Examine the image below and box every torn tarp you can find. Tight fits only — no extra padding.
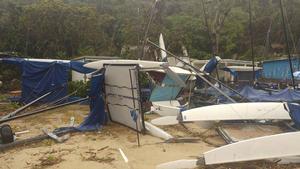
[77,73,106,131]
[54,72,107,132]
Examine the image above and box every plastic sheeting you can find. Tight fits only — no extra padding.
[150,74,189,101]
[77,73,106,131]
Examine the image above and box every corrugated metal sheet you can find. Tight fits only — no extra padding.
[262,58,300,80]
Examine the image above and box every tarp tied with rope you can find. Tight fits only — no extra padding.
[0,57,95,103]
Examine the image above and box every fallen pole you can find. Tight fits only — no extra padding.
[0,129,73,152]
[216,126,236,144]
[0,91,54,120]
[0,98,88,124]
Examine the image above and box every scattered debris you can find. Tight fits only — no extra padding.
[33,155,64,168]
[42,129,70,143]
[14,130,30,135]
[118,148,128,163]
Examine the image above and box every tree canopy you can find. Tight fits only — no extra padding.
[0,0,299,60]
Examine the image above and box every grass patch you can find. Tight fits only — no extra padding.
[32,155,64,169]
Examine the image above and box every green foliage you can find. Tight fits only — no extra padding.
[0,64,21,92]
[68,80,90,98]
[0,0,299,60]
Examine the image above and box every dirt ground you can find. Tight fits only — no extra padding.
[0,104,300,169]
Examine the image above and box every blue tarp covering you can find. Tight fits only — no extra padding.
[0,57,95,103]
[287,103,300,128]
[77,73,106,131]
[204,56,220,73]
[235,85,300,102]
[21,61,69,103]
[200,85,300,102]
[150,74,189,101]
[54,73,106,132]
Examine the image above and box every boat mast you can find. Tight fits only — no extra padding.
[201,0,221,82]
[279,0,295,89]
[201,0,213,55]
[248,0,255,84]
[140,0,159,60]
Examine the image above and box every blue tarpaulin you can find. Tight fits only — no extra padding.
[235,85,300,102]
[21,61,69,103]
[287,103,300,128]
[54,73,107,132]
[150,74,189,101]
[204,56,220,73]
[195,56,220,87]
[200,85,300,103]
[0,57,95,103]
[77,73,106,131]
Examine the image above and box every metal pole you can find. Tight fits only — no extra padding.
[248,0,256,84]
[140,0,159,60]
[135,120,140,146]
[279,0,295,89]
[0,98,88,124]
[0,91,54,120]
[129,69,140,146]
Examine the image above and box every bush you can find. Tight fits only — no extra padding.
[68,80,90,98]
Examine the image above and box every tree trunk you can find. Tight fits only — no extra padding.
[211,31,219,55]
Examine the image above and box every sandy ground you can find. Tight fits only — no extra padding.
[0,104,300,169]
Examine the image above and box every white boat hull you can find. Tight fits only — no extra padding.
[152,100,182,116]
[182,102,291,121]
[204,131,300,165]
[145,121,173,140]
[84,59,166,69]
